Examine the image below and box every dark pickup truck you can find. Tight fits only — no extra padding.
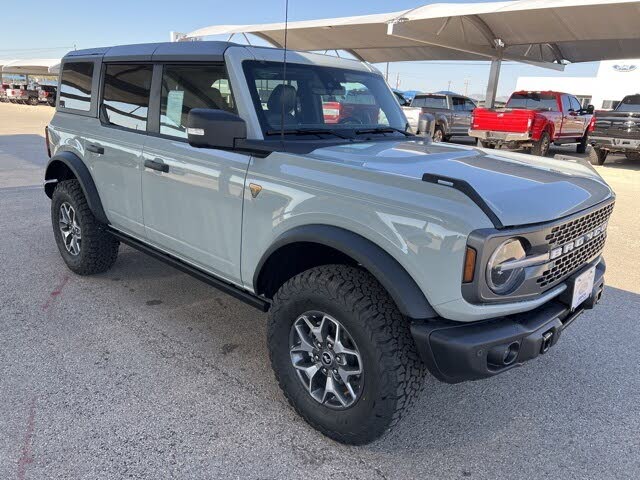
[589,94,640,165]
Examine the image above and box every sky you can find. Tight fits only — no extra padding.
[1,0,599,98]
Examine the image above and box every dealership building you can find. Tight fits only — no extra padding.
[516,59,640,110]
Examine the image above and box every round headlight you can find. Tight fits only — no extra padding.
[486,238,527,294]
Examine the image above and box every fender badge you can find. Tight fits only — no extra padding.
[249,183,263,198]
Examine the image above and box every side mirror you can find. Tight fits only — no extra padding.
[187,109,247,149]
[586,104,595,114]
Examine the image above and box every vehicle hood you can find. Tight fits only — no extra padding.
[306,140,613,227]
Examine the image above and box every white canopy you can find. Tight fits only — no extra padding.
[182,0,640,105]
[2,58,61,75]
[184,0,640,67]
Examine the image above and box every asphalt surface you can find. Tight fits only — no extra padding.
[1,102,639,479]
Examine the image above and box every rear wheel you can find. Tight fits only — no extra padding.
[576,133,588,153]
[51,179,119,275]
[432,126,444,142]
[531,131,551,156]
[28,96,38,106]
[268,265,424,445]
[588,146,608,165]
[625,152,640,161]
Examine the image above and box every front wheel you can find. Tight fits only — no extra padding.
[576,133,588,153]
[268,265,424,445]
[531,131,551,156]
[28,96,39,106]
[625,152,640,161]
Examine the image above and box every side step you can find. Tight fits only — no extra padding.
[108,228,270,312]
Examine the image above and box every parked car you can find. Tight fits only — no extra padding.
[6,84,39,105]
[588,94,640,165]
[470,91,594,156]
[45,42,614,445]
[408,91,477,142]
[0,83,9,102]
[38,85,57,107]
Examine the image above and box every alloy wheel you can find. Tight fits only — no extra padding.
[59,202,82,256]
[289,311,364,409]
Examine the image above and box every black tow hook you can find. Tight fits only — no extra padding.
[540,330,554,354]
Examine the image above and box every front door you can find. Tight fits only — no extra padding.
[141,63,250,283]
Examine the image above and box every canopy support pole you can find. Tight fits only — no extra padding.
[485,56,502,108]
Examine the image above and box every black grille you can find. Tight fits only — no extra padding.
[545,203,614,247]
[537,202,614,288]
[537,234,607,287]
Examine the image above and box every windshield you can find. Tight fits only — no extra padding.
[243,61,407,135]
[506,93,558,111]
[411,95,447,109]
[615,95,640,112]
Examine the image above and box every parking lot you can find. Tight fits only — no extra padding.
[1,101,639,479]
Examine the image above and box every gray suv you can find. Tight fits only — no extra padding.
[44,42,614,445]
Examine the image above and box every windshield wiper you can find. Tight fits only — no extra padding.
[265,128,353,139]
[354,127,412,137]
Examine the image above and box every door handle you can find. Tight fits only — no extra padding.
[144,159,169,173]
[87,143,104,155]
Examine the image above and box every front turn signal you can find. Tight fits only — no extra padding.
[463,246,477,283]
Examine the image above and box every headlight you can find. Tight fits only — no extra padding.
[486,238,527,294]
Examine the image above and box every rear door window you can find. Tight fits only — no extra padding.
[452,97,466,111]
[101,64,153,131]
[160,64,236,138]
[59,62,94,111]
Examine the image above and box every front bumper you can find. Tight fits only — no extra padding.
[411,260,605,384]
[469,129,531,143]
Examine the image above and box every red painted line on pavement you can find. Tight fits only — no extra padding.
[17,397,37,480]
[41,274,70,311]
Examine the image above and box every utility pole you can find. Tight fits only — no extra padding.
[464,79,469,96]
[447,80,452,91]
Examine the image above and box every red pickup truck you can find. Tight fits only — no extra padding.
[470,91,595,156]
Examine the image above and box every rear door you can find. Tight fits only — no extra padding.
[450,96,468,134]
[140,63,250,283]
[83,62,153,238]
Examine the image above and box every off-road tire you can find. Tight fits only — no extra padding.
[625,152,640,161]
[268,265,424,445]
[51,179,119,275]
[531,131,551,156]
[28,96,38,106]
[576,133,588,154]
[588,146,608,165]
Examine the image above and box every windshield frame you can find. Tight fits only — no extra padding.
[242,60,408,138]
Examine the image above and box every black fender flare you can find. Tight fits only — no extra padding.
[44,151,109,224]
[254,225,437,319]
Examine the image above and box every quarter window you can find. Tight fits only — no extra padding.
[160,64,236,138]
[101,64,153,131]
[59,62,94,111]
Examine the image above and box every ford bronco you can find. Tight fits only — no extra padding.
[44,42,614,445]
